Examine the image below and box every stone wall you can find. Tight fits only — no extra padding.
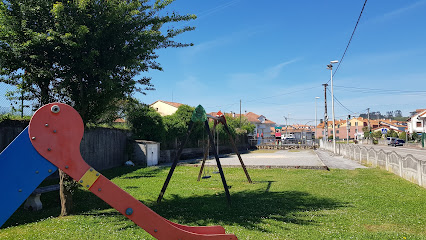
[321,141,426,188]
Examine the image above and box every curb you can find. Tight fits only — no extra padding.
[313,149,330,171]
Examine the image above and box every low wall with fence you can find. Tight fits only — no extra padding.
[320,141,426,188]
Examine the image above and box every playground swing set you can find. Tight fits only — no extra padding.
[0,103,240,240]
[157,106,252,206]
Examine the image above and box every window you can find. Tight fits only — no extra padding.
[336,130,339,134]
[355,122,358,126]
[348,129,350,132]
[417,122,422,127]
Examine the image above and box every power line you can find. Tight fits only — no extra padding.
[326,0,368,84]
[326,87,355,114]
[333,85,426,94]
[206,85,320,109]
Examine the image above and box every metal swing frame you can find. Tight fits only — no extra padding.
[156,107,252,206]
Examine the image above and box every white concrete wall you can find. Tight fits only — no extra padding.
[320,141,425,188]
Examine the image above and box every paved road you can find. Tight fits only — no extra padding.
[358,144,426,161]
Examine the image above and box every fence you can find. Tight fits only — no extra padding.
[0,83,36,117]
[1,122,130,171]
[320,141,426,188]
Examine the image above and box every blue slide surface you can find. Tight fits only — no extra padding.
[0,127,57,227]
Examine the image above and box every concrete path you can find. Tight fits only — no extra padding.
[159,149,368,170]
[314,149,367,170]
[186,149,328,170]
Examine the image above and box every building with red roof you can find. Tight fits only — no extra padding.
[150,100,184,116]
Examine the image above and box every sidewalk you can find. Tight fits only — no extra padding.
[314,149,367,170]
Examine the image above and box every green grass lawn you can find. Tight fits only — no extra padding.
[1,166,426,239]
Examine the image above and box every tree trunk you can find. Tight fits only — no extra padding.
[59,170,73,216]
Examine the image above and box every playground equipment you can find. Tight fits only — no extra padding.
[0,103,238,240]
[197,111,252,184]
[157,106,252,205]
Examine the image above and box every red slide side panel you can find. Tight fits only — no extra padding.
[90,176,237,239]
[28,103,238,240]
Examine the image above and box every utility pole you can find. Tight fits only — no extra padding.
[284,116,288,143]
[346,115,350,144]
[322,84,328,143]
[239,99,242,127]
[367,108,371,143]
[315,97,319,142]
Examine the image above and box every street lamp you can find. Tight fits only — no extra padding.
[327,60,338,154]
[315,97,320,144]
[284,113,290,143]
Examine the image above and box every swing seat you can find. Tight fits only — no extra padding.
[201,175,211,179]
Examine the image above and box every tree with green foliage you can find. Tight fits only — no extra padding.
[385,129,398,138]
[1,0,195,217]
[0,0,195,123]
[226,115,255,135]
[126,102,165,142]
[412,131,419,141]
[372,131,383,139]
[362,126,370,139]
[163,105,204,148]
[399,132,406,141]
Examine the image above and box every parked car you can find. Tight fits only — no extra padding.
[386,137,397,145]
[389,139,405,147]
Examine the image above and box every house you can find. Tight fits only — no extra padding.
[245,112,276,138]
[407,109,426,134]
[316,117,407,140]
[273,124,314,142]
[150,100,183,116]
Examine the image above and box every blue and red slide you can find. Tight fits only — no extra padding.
[0,103,237,240]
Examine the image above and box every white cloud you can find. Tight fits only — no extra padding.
[371,1,426,23]
[227,58,301,89]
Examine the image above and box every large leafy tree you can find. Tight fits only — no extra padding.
[1,0,195,216]
[0,0,195,123]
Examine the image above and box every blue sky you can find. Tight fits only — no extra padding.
[2,0,426,125]
[135,0,426,125]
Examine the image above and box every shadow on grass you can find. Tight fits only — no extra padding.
[1,166,163,229]
[150,190,347,232]
[2,166,346,232]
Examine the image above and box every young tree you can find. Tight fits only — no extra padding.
[372,131,383,139]
[399,132,406,141]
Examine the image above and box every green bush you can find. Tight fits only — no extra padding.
[126,103,165,142]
